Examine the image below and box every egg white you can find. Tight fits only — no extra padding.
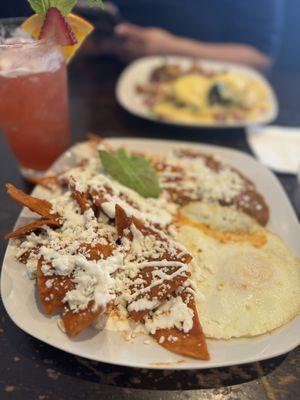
[178,225,300,339]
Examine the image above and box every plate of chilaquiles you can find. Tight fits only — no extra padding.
[1,136,300,369]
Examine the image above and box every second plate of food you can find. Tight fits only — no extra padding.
[116,56,278,128]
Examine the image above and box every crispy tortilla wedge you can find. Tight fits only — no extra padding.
[62,302,104,338]
[128,265,191,321]
[29,175,58,190]
[89,185,143,222]
[87,133,104,144]
[69,183,92,213]
[5,184,62,239]
[37,258,75,315]
[79,242,115,261]
[115,204,131,237]
[115,205,192,263]
[5,217,60,239]
[36,241,116,337]
[151,285,209,360]
[115,205,191,321]
[6,183,56,217]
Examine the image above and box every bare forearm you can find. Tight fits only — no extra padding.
[113,23,272,69]
[167,36,271,70]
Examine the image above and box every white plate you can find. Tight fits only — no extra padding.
[1,138,299,370]
[116,56,278,128]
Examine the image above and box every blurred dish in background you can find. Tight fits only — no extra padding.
[116,56,278,128]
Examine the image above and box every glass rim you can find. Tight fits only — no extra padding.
[0,39,56,50]
[0,16,56,50]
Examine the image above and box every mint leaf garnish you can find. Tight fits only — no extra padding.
[99,149,161,198]
[49,0,77,16]
[27,0,104,16]
[27,0,49,15]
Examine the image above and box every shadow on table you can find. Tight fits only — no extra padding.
[12,329,286,391]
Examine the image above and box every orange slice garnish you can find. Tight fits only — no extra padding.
[21,13,94,63]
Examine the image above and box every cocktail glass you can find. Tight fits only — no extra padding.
[0,18,71,179]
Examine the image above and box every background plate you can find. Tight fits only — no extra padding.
[116,56,278,129]
[1,138,299,370]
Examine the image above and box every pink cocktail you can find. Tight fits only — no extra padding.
[0,20,71,179]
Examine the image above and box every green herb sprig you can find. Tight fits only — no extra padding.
[99,149,161,199]
[27,0,104,16]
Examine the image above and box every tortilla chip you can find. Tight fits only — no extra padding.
[114,174,201,349]
[87,133,104,144]
[70,185,92,213]
[62,302,103,338]
[89,187,113,211]
[89,186,141,221]
[79,242,115,261]
[29,175,58,190]
[35,232,117,336]
[128,265,191,321]
[37,258,75,315]
[38,259,106,336]
[6,183,57,218]
[18,249,32,264]
[115,205,191,321]
[5,217,60,239]
[115,204,131,237]
[115,205,192,263]
[37,256,108,337]
[151,286,209,360]
[17,244,42,264]
[36,238,116,315]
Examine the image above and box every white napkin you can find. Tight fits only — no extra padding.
[247,126,300,174]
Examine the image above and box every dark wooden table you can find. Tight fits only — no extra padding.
[0,55,299,400]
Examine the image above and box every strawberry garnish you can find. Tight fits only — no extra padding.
[39,8,78,46]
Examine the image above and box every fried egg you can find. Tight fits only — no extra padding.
[178,224,300,339]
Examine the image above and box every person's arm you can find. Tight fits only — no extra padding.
[158,35,271,70]
[114,23,270,70]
